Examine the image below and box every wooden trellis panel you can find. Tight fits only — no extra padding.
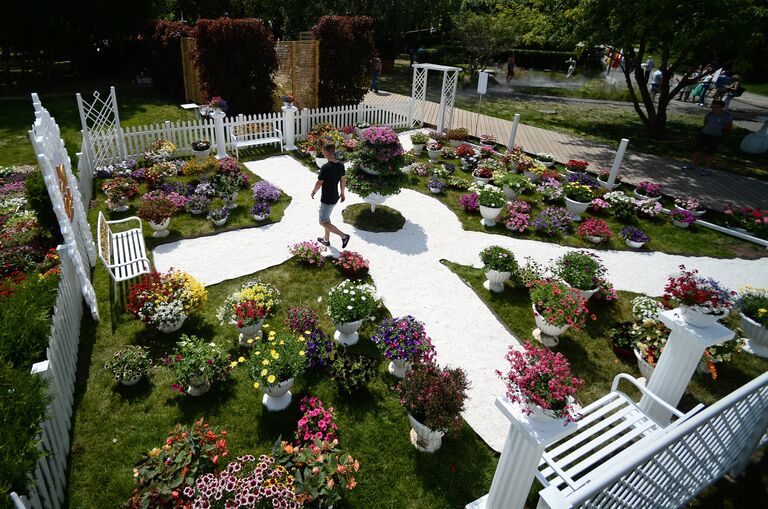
[275,40,319,109]
[181,37,204,104]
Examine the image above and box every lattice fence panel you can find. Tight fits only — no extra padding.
[275,40,319,110]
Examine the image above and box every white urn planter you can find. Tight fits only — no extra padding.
[574,286,599,300]
[225,193,238,209]
[233,318,265,346]
[388,358,412,378]
[525,402,569,430]
[679,305,726,328]
[187,376,211,396]
[586,235,603,244]
[408,414,444,453]
[428,186,442,194]
[479,205,502,227]
[252,213,268,222]
[315,157,328,168]
[364,192,388,212]
[361,165,381,176]
[334,319,364,346]
[148,217,171,238]
[211,217,228,227]
[262,378,294,411]
[740,312,768,358]
[427,149,442,161]
[523,170,540,183]
[633,191,661,202]
[484,270,511,293]
[449,139,462,148]
[193,147,211,160]
[121,376,142,387]
[624,239,646,249]
[597,178,619,191]
[534,159,554,168]
[502,186,519,201]
[634,349,655,381]
[532,304,569,347]
[412,144,424,156]
[157,314,186,333]
[564,196,590,221]
[473,175,491,186]
[672,219,691,228]
[189,207,206,216]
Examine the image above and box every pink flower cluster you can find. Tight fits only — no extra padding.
[362,126,399,146]
[142,189,188,208]
[296,396,338,445]
[288,240,326,267]
[505,200,531,233]
[459,193,479,212]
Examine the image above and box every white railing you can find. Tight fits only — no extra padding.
[10,244,86,509]
[295,101,410,140]
[537,371,768,509]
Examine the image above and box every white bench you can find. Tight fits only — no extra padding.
[97,212,151,288]
[230,118,283,158]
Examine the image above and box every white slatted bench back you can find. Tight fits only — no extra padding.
[97,211,151,283]
[229,117,283,158]
[537,371,768,509]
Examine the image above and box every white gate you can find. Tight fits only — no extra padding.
[76,86,126,168]
[409,63,461,133]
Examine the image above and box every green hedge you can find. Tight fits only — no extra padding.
[146,20,191,101]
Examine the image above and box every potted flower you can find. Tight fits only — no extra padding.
[354,121,370,137]
[565,159,589,174]
[396,363,469,452]
[472,165,494,185]
[553,250,608,300]
[126,270,207,332]
[480,245,518,292]
[446,127,469,146]
[562,183,595,220]
[280,94,295,107]
[143,139,176,165]
[288,240,326,267]
[163,335,231,396]
[104,345,151,386]
[493,172,532,201]
[674,196,706,217]
[524,163,546,183]
[184,193,211,215]
[532,207,576,237]
[247,330,307,410]
[663,265,735,327]
[101,177,138,212]
[477,185,506,227]
[631,296,664,322]
[455,143,475,161]
[251,201,270,221]
[191,139,211,160]
[534,152,555,167]
[634,181,662,201]
[620,226,649,249]
[529,279,590,346]
[459,192,479,212]
[737,287,768,354]
[217,280,281,344]
[428,176,446,194]
[327,280,379,346]
[212,173,241,208]
[479,133,497,147]
[426,140,443,161]
[597,167,621,190]
[631,319,669,379]
[497,342,583,423]
[670,208,696,228]
[505,200,531,233]
[608,323,636,361]
[137,196,177,237]
[332,250,369,278]
[700,338,744,379]
[206,96,228,113]
[410,132,429,155]
[537,178,563,204]
[577,218,612,244]
[372,315,436,378]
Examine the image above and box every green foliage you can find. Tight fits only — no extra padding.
[0,275,57,370]
[552,251,606,291]
[329,352,378,394]
[24,168,62,244]
[246,332,308,387]
[451,7,519,77]
[146,20,191,100]
[479,245,519,273]
[0,359,49,501]
[341,203,406,232]
[103,346,151,383]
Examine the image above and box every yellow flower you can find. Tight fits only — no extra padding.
[262,359,271,365]
[229,361,238,368]
[261,368,268,376]
[148,447,161,458]
[758,308,767,317]
[264,324,270,328]
[247,339,254,345]
[298,336,305,342]
[271,350,280,359]
[299,350,305,356]
[304,330,311,335]
[267,374,276,384]
[269,330,276,337]
[255,351,261,356]
[279,340,285,345]
[238,356,246,363]
[253,381,260,389]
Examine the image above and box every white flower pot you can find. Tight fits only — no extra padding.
[680,305,726,328]
[211,217,228,227]
[483,270,511,293]
[525,402,569,430]
[121,376,142,386]
[361,165,381,176]
[148,218,171,238]
[364,192,388,212]
[534,159,554,167]
[252,213,268,222]
[479,205,503,227]
[502,186,519,201]
[473,176,491,185]
[598,178,619,190]
[108,199,129,213]
[412,144,424,156]
[633,191,661,202]
[427,149,442,160]
[187,379,211,396]
[262,378,294,411]
[740,312,768,358]
[355,128,367,137]
[586,235,603,244]
[234,318,265,345]
[564,196,590,221]
[334,319,364,346]
[672,219,690,228]
[193,148,210,160]
[408,414,444,453]
[225,193,238,209]
[523,170,540,183]
[315,157,328,168]
[157,314,186,333]
[624,239,645,249]
[388,358,412,378]
[575,287,599,300]
[189,207,206,216]
[342,132,352,140]
[634,349,655,381]
[533,304,569,346]
[428,187,442,194]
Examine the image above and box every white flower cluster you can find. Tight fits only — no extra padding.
[631,296,663,322]
[604,191,631,206]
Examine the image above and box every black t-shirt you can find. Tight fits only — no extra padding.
[318,161,345,204]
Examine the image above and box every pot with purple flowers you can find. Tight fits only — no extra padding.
[674,196,706,217]
[252,201,271,221]
[372,315,436,378]
[663,265,735,328]
[428,177,446,194]
[633,181,662,202]
[621,226,649,249]
[208,201,230,227]
[670,208,696,228]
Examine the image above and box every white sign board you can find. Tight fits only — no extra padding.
[477,71,491,95]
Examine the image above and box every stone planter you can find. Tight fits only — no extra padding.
[333,319,364,346]
[427,149,442,161]
[211,217,228,227]
[533,304,569,347]
[680,305,726,328]
[148,217,171,238]
[388,358,412,378]
[412,144,424,156]
[187,376,211,397]
[193,148,211,160]
[234,318,265,345]
[624,239,646,249]
[634,349,655,381]
[633,191,661,202]
[120,376,142,387]
[740,312,768,358]
[672,219,691,228]
[157,314,186,333]
[108,199,129,213]
[502,186,519,201]
[252,213,268,222]
[262,378,294,411]
[564,196,590,221]
[586,235,604,244]
[408,414,444,453]
[483,270,511,293]
[479,205,503,227]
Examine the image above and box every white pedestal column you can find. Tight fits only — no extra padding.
[466,396,576,509]
[506,113,520,150]
[211,110,227,159]
[281,104,297,150]
[640,309,734,423]
[607,138,629,188]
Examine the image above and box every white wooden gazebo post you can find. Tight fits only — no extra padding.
[409,63,461,132]
[507,113,521,149]
[640,309,734,424]
[606,138,629,187]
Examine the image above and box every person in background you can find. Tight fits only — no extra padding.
[506,54,515,83]
[698,71,714,106]
[566,57,577,78]
[644,56,655,82]
[311,144,351,248]
[713,70,732,100]
[682,100,733,176]
[678,69,700,102]
[370,56,382,93]
[416,45,426,64]
[409,47,415,66]
[651,68,663,98]
[723,75,745,110]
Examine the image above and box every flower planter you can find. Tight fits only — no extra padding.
[672,219,691,228]
[355,128,367,138]
[262,378,294,411]
[361,166,381,176]
[597,178,619,190]
[189,207,206,216]
[333,319,364,346]
[388,358,412,378]
[427,149,442,161]
[525,402,568,429]
[412,144,424,156]
[428,187,442,194]
[680,305,726,328]
[315,157,328,168]
[108,199,129,213]
[586,235,604,244]
[211,217,228,227]
[532,304,569,347]
[535,159,554,168]
[225,193,238,209]
[483,270,511,293]
[408,414,444,453]
[157,314,186,333]
[564,196,590,221]
[502,186,519,201]
[740,312,768,358]
[624,239,646,249]
[473,176,491,185]
[193,148,211,160]
[479,205,502,227]
[575,287,599,300]
[121,376,142,387]
[252,213,268,222]
[148,218,171,238]
[187,376,211,397]
[633,191,661,202]
[634,349,655,381]
[523,170,540,183]
[364,192,388,213]
[234,318,265,345]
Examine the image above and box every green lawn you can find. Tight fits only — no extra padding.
[742,81,768,97]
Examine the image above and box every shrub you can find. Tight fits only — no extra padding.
[193,18,278,114]
[329,352,378,394]
[146,20,191,99]
[313,16,376,106]
[396,363,470,434]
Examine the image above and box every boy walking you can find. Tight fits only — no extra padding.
[312,144,351,248]
[682,100,732,176]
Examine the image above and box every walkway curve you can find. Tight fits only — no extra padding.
[154,151,768,452]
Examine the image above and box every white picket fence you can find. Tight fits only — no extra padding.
[10,244,86,509]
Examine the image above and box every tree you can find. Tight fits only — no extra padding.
[451,6,519,78]
[570,0,768,138]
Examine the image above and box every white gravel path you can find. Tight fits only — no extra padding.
[154,147,768,452]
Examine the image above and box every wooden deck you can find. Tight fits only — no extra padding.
[365,91,768,209]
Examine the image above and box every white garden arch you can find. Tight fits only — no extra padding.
[408,63,461,133]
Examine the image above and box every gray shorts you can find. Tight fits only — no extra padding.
[319,202,335,222]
